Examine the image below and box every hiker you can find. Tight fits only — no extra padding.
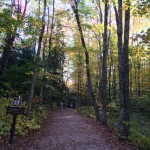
[60,102,64,111]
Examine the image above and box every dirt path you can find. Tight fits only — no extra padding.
[1,109,136,150]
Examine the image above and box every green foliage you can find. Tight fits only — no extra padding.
[139,28,150,48]
[25,16,42,35]
[78,1,98,19]
[0,96,48,138]
[15,107,48,136]
[0,10,16,34]
[1,47,34,96]
[132,0,150,17]
[47,46,65,73]
[78,106,95,119]
[129,117,150,150]
[0,98,12,137]
[130,95,150,114]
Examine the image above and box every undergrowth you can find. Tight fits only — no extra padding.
[0,97,48,138]
[77,96,150,150]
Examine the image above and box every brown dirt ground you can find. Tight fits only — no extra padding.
[0,108,137,150]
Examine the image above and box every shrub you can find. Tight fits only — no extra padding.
[0,96,48,138]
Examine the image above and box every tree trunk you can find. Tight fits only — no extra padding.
[108,10,112,101]
[39,40,47,98]
[28,0,47,117]
[40,0,55,98]
[77,62,82,107]
[112,67,117,99]
[71,0,100,121]
[114,0,130,138]
[121,1,130,138]
[86,82,91,106]
[101,1,109,125]
[129,63,133,96]
[108,60,112,101]
[137,61,141,97]
[0,35,15,77]
[134,62,137,95]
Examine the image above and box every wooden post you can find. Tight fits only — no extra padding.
[9,114,17,144]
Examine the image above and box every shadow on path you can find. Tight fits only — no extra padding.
[0,108,136,150]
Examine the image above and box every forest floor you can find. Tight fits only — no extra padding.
[0,108,137,150]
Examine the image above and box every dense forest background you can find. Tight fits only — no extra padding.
[0,0,149,149]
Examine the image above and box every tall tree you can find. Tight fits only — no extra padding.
[101,0,109,125]
[114,0,131,138]
[28,0,47,117]
[71,0,100,121]
[40,0,55,99]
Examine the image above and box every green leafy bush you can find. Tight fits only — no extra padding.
[78,106,95,118]
[129,114,150,150]
[0,96,48,138]
[130,95,150,114]
[0,97,12,137]
[129,128,150,150]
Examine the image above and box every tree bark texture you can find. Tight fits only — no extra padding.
[77,60,82,107]
[71,0,100,121]
[0,35,15,78]
[100,1,109,125]
[114,0,130,138]
[28,0,47,117]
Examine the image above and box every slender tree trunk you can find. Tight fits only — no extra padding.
[71,0,100,121]
[120,2,130,137]
[0,35,15,77]
[108,60,112,101]
[40,0,55,98]
[40,39,47,98]
[134,62,137,95]
[28,0,47,117]
[112,67,117,99]
[129,63,133,96]
[108,10,112,101]
[86,81,91,106]
[114,0,130,138]
[77,69,81,107]
[101,1,109,125]
[77,61,82,107]
[148,59,150,82]
[137,61,141,97]
[92,1,104,107]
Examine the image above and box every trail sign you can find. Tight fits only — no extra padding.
[6,107,24,115]
[6,97,24,144]
[13,97,22,107]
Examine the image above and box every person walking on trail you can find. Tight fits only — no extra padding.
[60,102,64,111]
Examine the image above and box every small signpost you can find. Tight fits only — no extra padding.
[6,96,24,144]
[13,97,22,107]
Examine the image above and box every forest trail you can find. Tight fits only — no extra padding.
[1,109,136,150]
